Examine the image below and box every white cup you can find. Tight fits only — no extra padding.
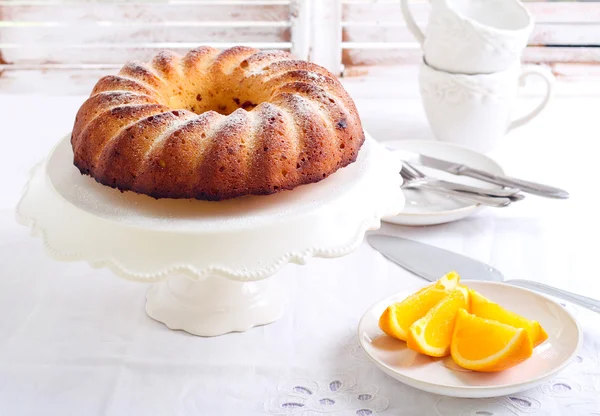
[419,60,554,153]
[402,0,533,74]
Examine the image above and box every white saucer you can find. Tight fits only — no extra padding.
[382,140,505,226]
[358,281,582,398]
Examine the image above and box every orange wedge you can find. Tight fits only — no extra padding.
[457,284,470,310]
[451,309,533,372]
[406,289,468,357]
[378,271,460,341]
[469,289,548,347]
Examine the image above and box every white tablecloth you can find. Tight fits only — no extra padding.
[1,87,599,416]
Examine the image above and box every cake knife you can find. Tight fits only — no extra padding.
[367,235,599,314]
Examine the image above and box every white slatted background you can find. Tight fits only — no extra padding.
[0,0,301,67]
[1,0,599,93]
[0,0,316,92]
[341,0,600,74]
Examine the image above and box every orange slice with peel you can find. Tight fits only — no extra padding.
[406,289,468,357]
[451,308,533,372]
[469,289,548,347]
[378,271,460,341]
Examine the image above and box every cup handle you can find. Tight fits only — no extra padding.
[401,0,425,45]
[508,66,555,132]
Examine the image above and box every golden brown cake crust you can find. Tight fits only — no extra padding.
[71,46,365,201]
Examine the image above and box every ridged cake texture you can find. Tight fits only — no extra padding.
[71,46,365,200]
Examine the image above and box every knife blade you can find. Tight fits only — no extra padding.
[367,235,504,282]
[367,235,600,314]
[394,150,569,199]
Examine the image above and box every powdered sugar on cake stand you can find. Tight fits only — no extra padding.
[16,132,404,336]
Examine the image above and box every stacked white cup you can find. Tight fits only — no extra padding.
[402,0,555,153]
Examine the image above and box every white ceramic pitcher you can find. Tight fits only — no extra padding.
[402,0,533,74]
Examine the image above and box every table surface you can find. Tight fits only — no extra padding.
[1,70,599,416]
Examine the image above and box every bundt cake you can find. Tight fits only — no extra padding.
[71,46,365,201]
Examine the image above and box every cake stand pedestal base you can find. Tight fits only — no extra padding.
[145,274,285,336]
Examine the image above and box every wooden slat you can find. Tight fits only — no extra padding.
[523,46,600,64]
[310,0,342,73]
[342,2,600,24]
[290,0,310,60]
[343,1,429,24]
[343,45,421,67]
[0,3,289,23]
[530,24,600,46]
[342,61,600,80]
[342,46,600,67]
[343,23,421,43]
[551,62,600,79]
[0,25,289,45]
[1,43,292,64]
[522,2,600,24]
[0,67,115,95]
[343,23,600,46]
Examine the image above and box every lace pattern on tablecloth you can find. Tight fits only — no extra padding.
[263,374,389,416]
[264,306,600,416]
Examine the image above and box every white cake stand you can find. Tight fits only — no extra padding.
[16,133,404,336]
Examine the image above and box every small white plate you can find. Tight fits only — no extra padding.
[382,140,505,226]
[358,281,582,398]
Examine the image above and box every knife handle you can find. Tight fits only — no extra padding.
[507,279,600,315]
[456,166,569,199]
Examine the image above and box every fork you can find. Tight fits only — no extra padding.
[401,163,512,208]
[404,162,525,201]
